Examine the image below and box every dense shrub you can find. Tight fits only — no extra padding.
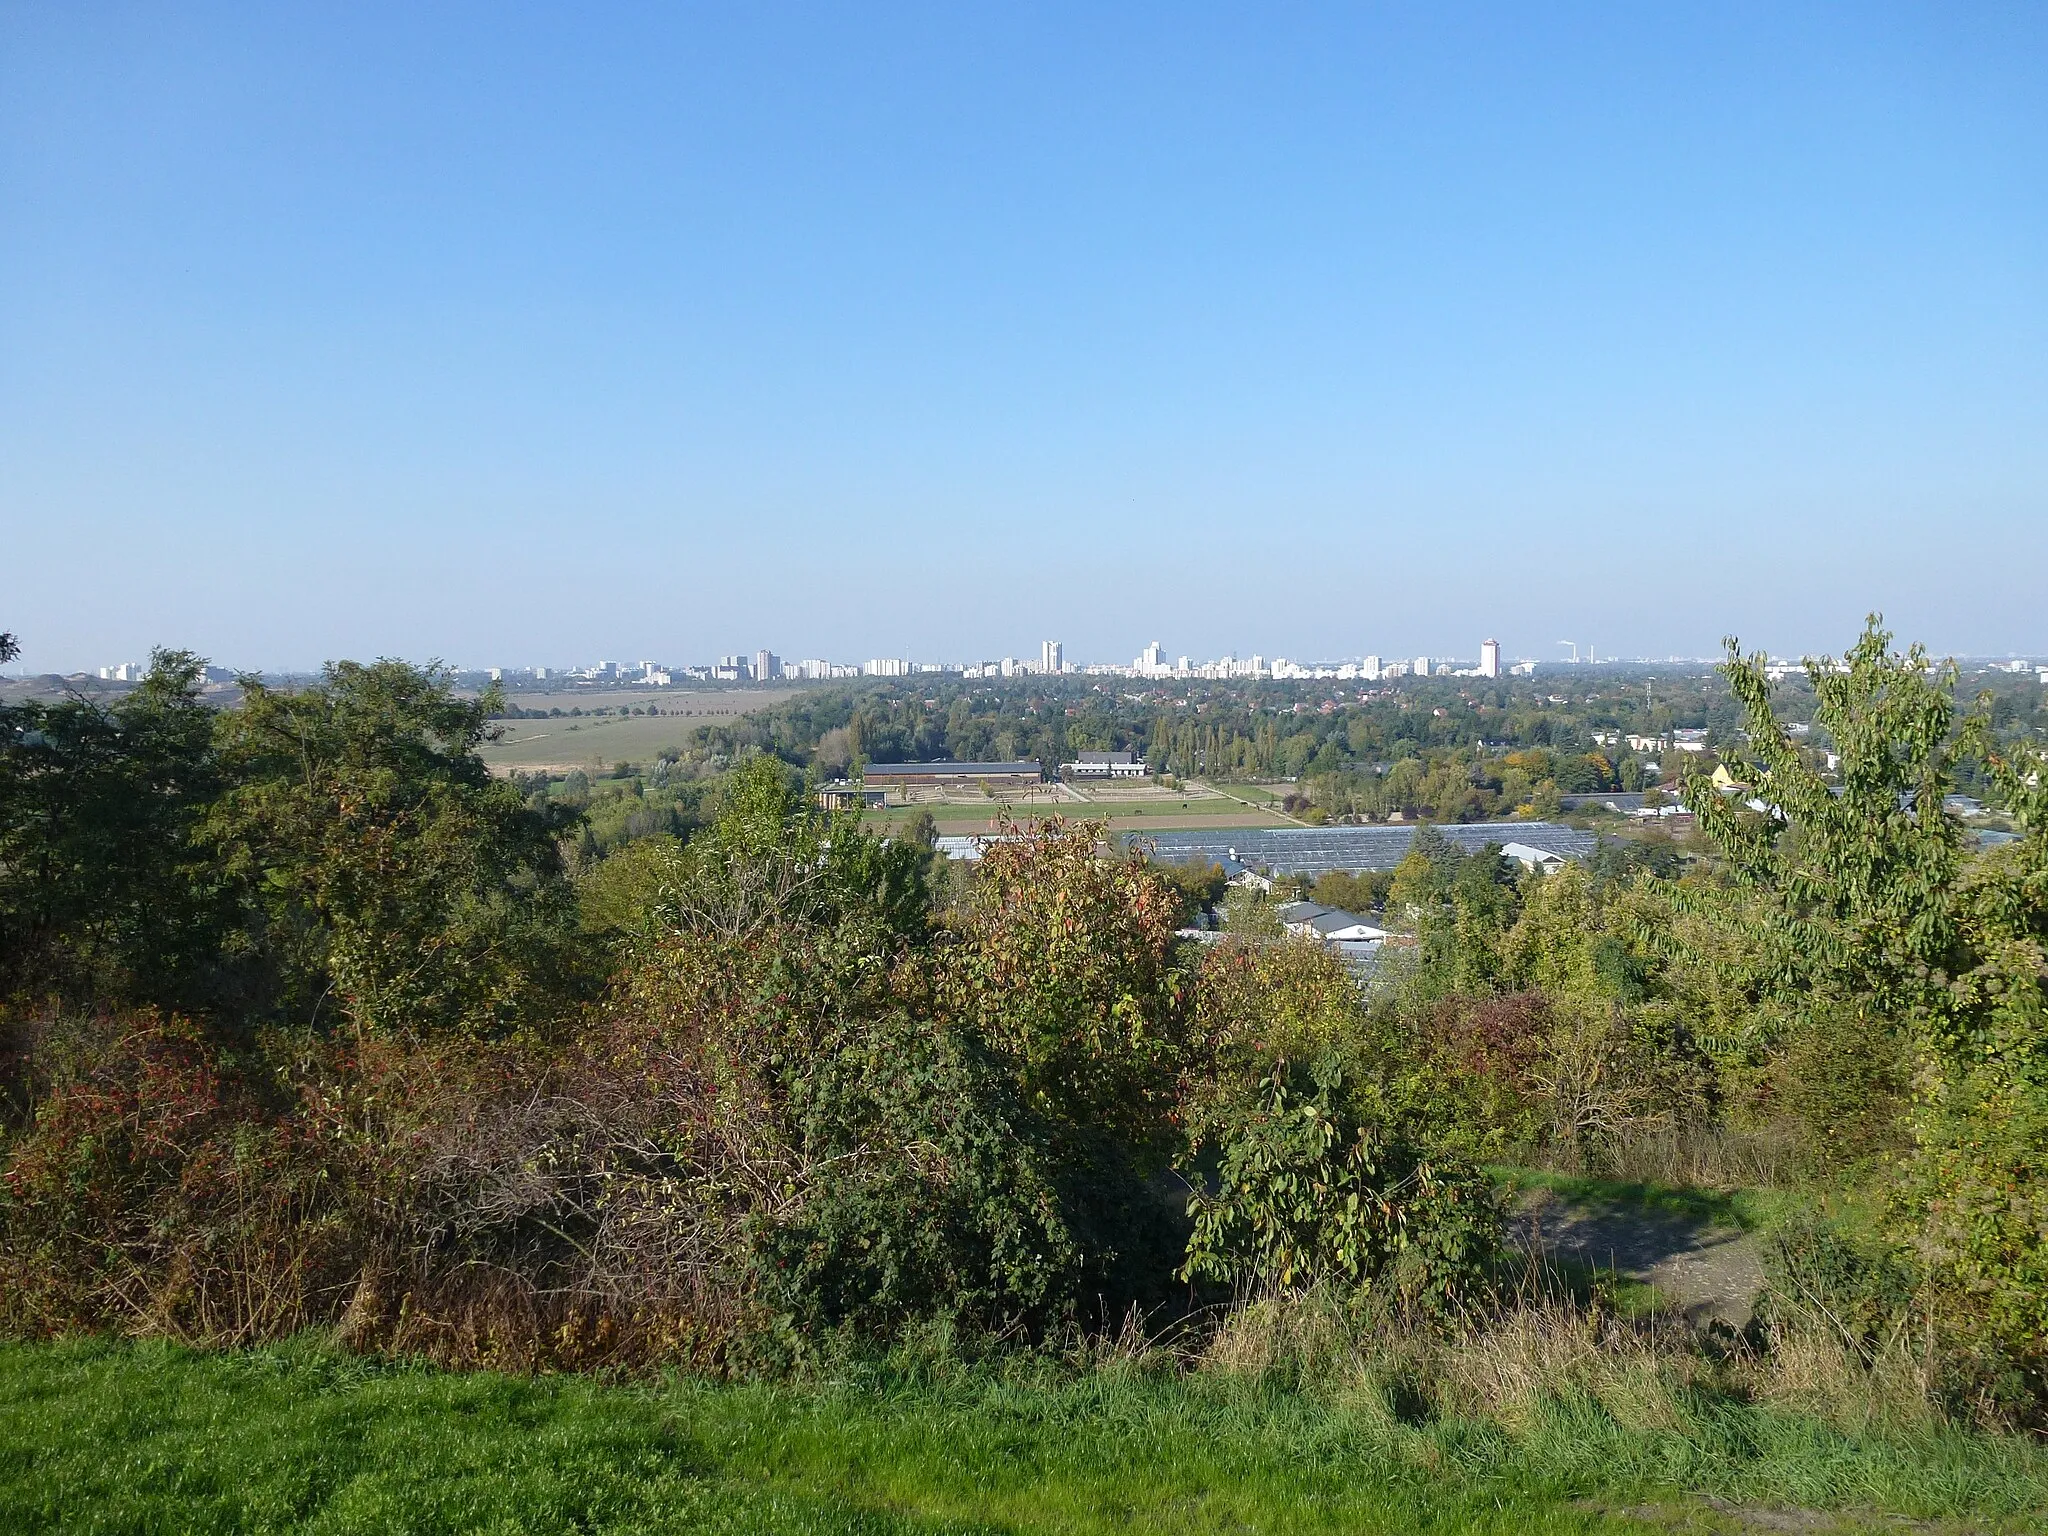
[1179,937,1500,1308]
[1758,1214,1917,1368]
[1182,1059,1498,1309]
[938,816,1188,1154]
[0,1010,364,1343]
[0,781,1248,1367]
[1401,992,1552,1161]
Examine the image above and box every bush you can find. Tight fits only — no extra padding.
[1398,992,1552,1161]
[1181,1059,1499,1310]
[0,1010,366,1344]
[1758,1214,1916,1367]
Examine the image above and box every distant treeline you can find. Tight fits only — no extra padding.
[638,667,2036,823]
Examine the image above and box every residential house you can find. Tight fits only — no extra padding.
[1498,842,1572,875]
[1274,900,1388,944]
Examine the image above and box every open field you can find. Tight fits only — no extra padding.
[480,689,809,772]
[863,796,1295,836]
[861,779,1300,835]
[5,1337,2044,1534]
[1216,781,1288,803]
[497,686,809,715]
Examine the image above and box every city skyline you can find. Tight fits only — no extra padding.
[48,634,2048,690]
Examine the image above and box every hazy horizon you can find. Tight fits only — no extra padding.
[5,5,2044,673]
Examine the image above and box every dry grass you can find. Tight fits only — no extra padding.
[1600,1121,1813,1189]
[1199,1279,1941,1442]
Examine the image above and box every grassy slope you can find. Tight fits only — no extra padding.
[4,1338,2046,1534]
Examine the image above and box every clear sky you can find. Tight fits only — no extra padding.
[3,3,2044,673]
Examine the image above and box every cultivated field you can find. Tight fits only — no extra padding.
[480,688,809,772]
[863,780,1296,835]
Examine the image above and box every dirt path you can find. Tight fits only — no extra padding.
[1508,1186,1766,1327]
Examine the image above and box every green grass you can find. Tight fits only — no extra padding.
[4,1336,2046,1534]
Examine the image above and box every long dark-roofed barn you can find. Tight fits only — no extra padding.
[862,760,1044,799]
[1129,821,1598,878]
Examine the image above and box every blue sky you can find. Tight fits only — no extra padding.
[3,3,2044,672]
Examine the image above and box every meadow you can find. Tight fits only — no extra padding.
[5,1334,2046,1535]
[481,688,810,771]
[861,792,1297,836]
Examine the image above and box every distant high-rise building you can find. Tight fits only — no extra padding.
[1413,656,1431,678]
[755,649,779,682]
[1041,640,1063,674]
[1361,655,1383,681]
[1479,639,1501,679]
[1135,641,1166,676]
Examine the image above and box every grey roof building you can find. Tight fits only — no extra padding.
[1274,900,1387,941]
[1130,821,1598,877]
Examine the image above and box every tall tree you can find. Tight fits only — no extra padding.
[1690,617,2048,1400]
[0,650,223,1004]
[204,661,587,1038]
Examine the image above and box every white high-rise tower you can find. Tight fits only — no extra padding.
[1479,639,1501,679]
[1041,640,1064,675]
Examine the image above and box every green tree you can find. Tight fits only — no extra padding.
[204,660,587,1038]
[1389,827,1518,995]
[1692,618,2048,1411]
[1222,883,1282,937]
[1310,869,1390,916]
[659,755,930,944]
[1151,858,1229,925]
[895,807,939,852]
[0,650,224,1006]
[576,834,689,936]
